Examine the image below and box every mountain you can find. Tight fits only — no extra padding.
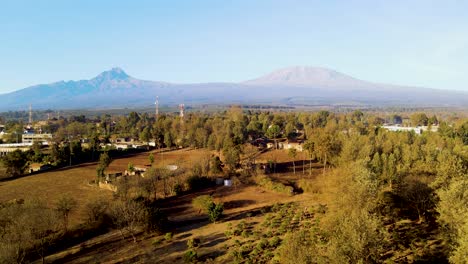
[244,66,370,88]
[0,66,467,110]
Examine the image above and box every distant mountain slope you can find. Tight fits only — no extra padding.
[0,66,467,110]
[244,66,370,88]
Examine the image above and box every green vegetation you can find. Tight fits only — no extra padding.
[1,108,467,263]
[254,175,294,195]
[192,195,224,223]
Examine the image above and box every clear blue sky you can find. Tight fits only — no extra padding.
[1,0,467,93]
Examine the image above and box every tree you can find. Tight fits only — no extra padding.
[311,129,341,173]
[390,114,403,125]
[223,147,240,174]
[96,152,111,184]
[210,156,223,175]
[288,148,297,174]
[30,141,43,163]
[436,174,468,262]
[266,124,281,149]
[410,112,429,126]
[85,198,109,224]
[55,195,77,232]
[1,150,29,177]
[139,126,151,144]
[164,131,173,149]
[0,200,60,264]
[401,180,434,222]
[148,153,155,166]
[127,162,135,174]
[110,200,146,243]
[303,140,315,176]
[192,195,223,223]
[89,134,100,160]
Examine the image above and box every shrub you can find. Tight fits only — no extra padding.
[173,183,183,195]
[145,207,168,234]
[85,199,109,224]
[192,195,213,213]
[269,236,281,248]
[192,195,223,223]
[254,175,294,195]
[152,237,164,246]
[183,249,198,263]
[164,232,173,241]
[297,179,320,193]
[208,202,224,223]
[224,230,233,238]
[187,238,201,249]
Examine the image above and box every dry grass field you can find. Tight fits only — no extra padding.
[0,148,216,226]
[1,147,329,263]
[0,162,112,225]
[45,184,318,263]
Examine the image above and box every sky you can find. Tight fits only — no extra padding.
[0,0,467,93]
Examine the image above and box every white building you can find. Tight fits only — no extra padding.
[21,133,53,145]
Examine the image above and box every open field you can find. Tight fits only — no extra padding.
[0,162,112,225]
[106,148,214,174]
[0,148,217,225]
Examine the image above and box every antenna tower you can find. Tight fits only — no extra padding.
[28,104,32,126]
[155,96,159,120]
[179,104,185,118]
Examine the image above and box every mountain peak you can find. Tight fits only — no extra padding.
[244,66,366,87]
[92,67,130,82]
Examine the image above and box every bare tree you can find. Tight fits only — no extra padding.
[55,195,77,232]
[110,200,146,243]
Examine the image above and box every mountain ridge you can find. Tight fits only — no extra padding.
[0,66,467,110]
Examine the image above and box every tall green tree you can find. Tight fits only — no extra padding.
[1,150,29,177]
[96,152,111,184]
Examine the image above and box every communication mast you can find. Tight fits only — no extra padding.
[29,104,32,124]
[179,104,185,118]
[155,96,159,120]
[27,104,33,129]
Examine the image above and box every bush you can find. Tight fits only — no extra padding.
[164,232,173,241]
[269,236,281,248]
[85,199,109,224]
[254,175,294,195]
[173,183,183,195]
[297,179,320,193]
[187,238,201,249]
[145,207,168,234]
[192,195,213,213]
[208,202,224,223]
[152,237,164,246]
[183,250,198,263]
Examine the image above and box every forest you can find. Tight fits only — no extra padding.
[0,107,467,263]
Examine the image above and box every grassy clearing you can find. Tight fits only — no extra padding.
[0,162,112,225]
[0,148,216,226]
